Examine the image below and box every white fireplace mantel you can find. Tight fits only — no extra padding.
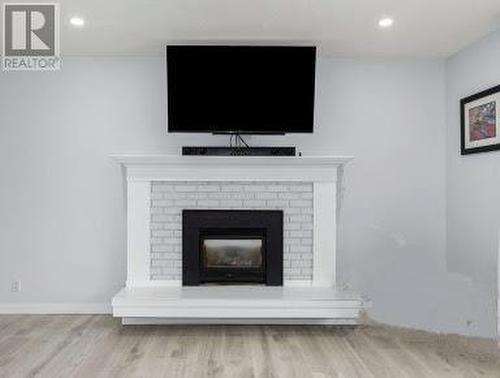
[110,154,353,182]
[111,154,352,287]
[111,154,363,325]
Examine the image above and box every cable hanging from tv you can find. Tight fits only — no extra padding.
[229,133,251,155]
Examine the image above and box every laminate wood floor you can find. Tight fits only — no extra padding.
[0,315,498,377]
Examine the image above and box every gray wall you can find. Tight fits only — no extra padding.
[0,55,477,335]
[445,30,500,338]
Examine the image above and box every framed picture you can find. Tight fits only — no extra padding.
[461,84,500,155]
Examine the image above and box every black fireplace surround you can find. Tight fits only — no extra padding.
[182,210,283,286]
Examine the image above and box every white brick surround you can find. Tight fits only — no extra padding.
[150,181,314,281]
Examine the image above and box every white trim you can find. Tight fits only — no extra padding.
[126,280,313,287]
[126,181,151,287]
[112,286,363,322]
[127,166,338,182]
[110,154,354,166]
[0,303,112,314]
[115,307,360,319]
[111,155,352,183]
[313,182,336,287]
[122,317,359,325]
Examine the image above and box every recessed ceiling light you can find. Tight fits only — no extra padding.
[378,17,394,28]
[69,16,85,27]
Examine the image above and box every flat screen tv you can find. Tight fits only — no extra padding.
[167,45,316,134]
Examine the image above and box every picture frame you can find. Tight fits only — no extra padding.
[461,84,500,155]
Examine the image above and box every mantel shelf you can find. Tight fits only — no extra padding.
[109,154,354,168]
[110,154,353,183]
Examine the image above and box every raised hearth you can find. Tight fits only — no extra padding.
[113,286,363,325]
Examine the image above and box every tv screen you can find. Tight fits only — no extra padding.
[167,45,316,134]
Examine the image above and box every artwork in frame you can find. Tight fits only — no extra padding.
[461,84,500,155]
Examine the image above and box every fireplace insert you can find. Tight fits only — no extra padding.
[183,210,283,286]
[200,229,265,283]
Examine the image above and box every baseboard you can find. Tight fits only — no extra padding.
[0,303,112,315]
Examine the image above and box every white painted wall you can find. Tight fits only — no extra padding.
[0,55,476,335]
[445,30,500,339]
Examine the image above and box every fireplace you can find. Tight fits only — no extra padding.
[182,210,283,286]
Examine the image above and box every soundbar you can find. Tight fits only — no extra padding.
[182,146,296,156]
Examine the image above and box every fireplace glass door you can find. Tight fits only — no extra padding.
[199,231,266,283]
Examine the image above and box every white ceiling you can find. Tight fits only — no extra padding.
[42,0,500,56]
